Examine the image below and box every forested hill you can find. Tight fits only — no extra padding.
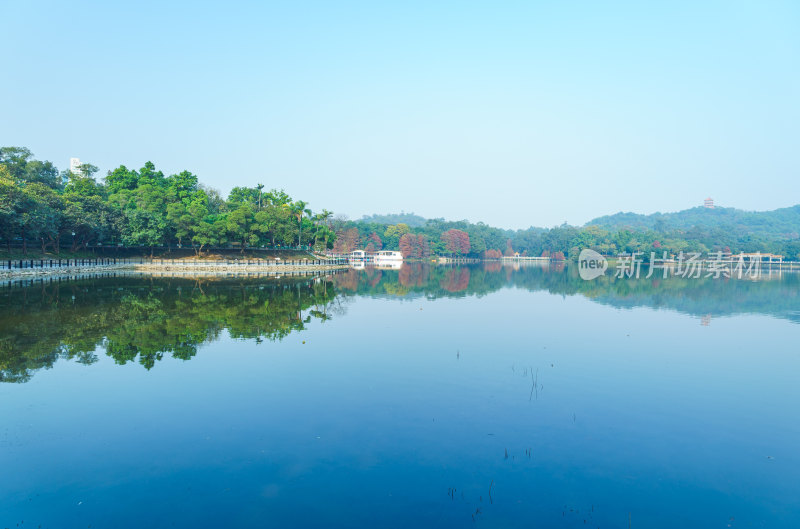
[587,205,800,238]
[359,212,428,227]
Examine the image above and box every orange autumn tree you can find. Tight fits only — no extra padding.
[399,233,431,258]
[440,229,470,255]
[332,228,361,253]
[367,232,383,252]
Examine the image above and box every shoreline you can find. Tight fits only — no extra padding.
[0,260,349,281]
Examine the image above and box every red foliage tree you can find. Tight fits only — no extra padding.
[417,235,431,258]
[504,240,514,256]
[332,228,361,254]
[551,251,565,260]
[399,233,431,258]
[484,249,502,259]
[399,233,417,257]
[368,232,383,251]
[441,229,471,255]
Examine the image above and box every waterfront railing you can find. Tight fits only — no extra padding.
[0,257,348,270]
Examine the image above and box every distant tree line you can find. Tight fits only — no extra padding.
[4,146,798,260]
[588,204,800,239]
[332,215,800,261]
[0,147,336,255]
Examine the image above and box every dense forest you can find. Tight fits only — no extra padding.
[3,146,799,260]
[0,147,336,255]
[333,217,800,261]
[588,205,800,238]
[336,203,800,260]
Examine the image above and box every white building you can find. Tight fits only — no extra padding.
[69,157,82,176]
[374,251,403,263]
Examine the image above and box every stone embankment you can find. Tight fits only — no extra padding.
[0,258,348,280]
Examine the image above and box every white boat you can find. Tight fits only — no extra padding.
[349,250,367,261]
[374,251,403,263]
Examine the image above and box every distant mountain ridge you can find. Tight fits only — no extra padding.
[359,212,428,227]
[586,205,800,239]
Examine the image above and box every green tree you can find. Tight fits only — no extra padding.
[227,203,258,250]
[166,170,199,204]
[192,214,228,253]
[383,223,410,249]
[290,200,311,247]
[105,165,139,193]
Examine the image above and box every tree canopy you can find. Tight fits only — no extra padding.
[0,147,337,255]
[4,146,798,260]
[332,208,800,260]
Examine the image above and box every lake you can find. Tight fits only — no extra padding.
[1,263,799,528]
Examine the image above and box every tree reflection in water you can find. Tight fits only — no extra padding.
[2,263,798,382]
[0,275,339,382]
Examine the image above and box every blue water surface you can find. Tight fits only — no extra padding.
[1,266,798,528]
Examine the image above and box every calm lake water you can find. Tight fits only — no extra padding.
[1,264,799,528]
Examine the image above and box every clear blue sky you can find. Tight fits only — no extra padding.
[2,0,798,228]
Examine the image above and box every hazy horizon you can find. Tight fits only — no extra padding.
[3,1,798,228]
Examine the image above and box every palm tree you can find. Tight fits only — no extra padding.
[290,200,312,247]
[315,209,333,227]
[310,209,334,252]
[313,224,334,252]
[256,183,264,210]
